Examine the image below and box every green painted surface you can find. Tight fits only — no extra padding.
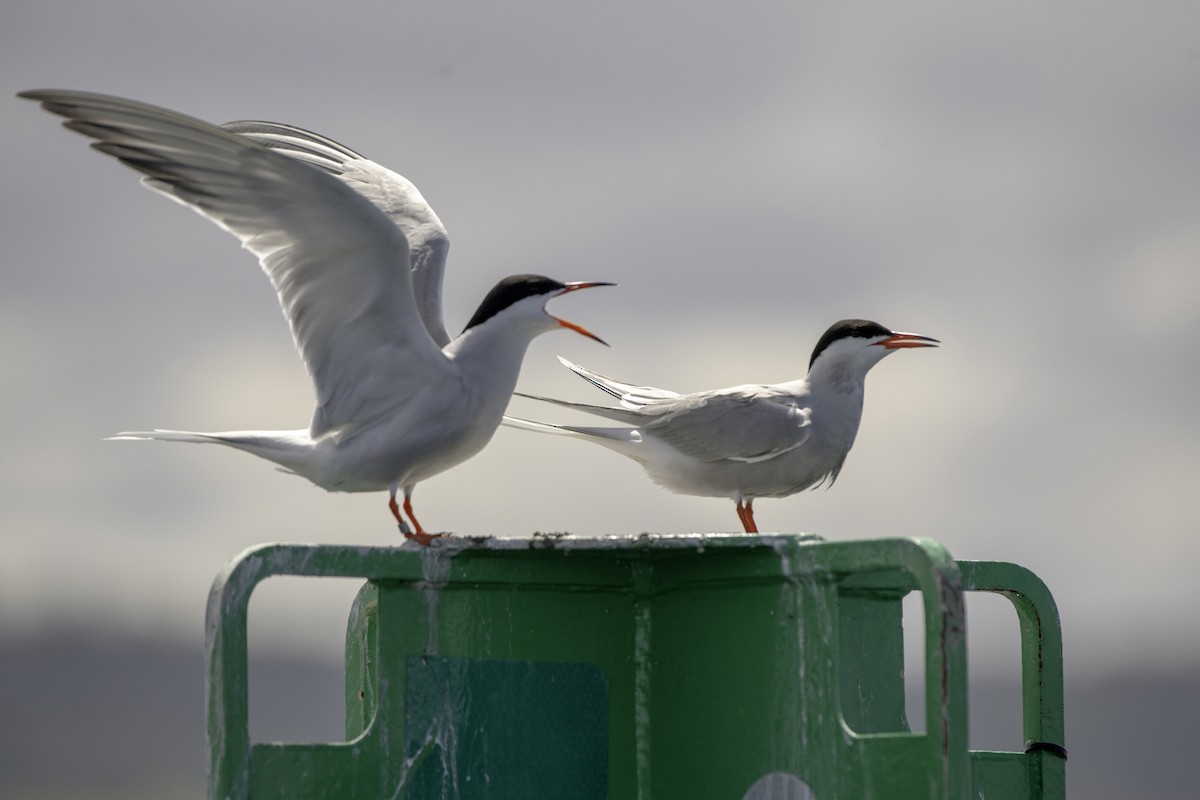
[205,535,1066,799]
[401,656,608,798]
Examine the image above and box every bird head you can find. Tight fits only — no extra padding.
[463,274,614,344]
[807,319,939,381]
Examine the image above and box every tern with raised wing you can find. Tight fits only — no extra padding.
[22,89,612,545]
[506,319,937,533]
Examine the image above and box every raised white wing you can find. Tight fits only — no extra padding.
[221,120,452,347]
[22,89,453,437]
[640,386,813,464]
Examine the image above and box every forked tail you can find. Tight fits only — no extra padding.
[108,429,317,476]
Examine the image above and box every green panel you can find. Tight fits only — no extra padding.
[402,656,608,798]
[647,578,813,797]
[837,580,910,734]
[420,585,639,796]
[972,752,1032,800]
[248,744,371,800]
[346,568,641,797]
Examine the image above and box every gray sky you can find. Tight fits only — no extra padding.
[2,0,1199,685]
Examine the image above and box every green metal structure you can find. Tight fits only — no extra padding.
[206,535,1065,799]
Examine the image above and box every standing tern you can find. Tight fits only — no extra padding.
[506,319,937,533]
[21,89,613,545]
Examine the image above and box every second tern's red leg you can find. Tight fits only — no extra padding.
[743,499,759,533]
[736,499,759,533]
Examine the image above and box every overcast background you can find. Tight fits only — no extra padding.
[2,1,1198,798]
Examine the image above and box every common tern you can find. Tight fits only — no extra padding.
[22,89,613,545]
[506,319,937,533]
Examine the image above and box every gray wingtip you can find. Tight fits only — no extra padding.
[17,88,66,102]
[105,432,152,441]
[501,414,566,434]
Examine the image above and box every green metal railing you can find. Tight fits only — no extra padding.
[206,535,1065,799]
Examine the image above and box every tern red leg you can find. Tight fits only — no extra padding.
[743,500,759,533]
[736,499,759,533]
[388,494,408,531]
[389,491,442,547]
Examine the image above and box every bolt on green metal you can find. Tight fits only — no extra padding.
[206,534,1065,799]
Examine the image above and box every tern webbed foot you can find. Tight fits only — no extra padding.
[403,529,447,547]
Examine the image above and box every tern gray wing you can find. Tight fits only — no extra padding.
[222,120,452,347]
[514,357,683,423]
[557,356,681,408]
[513,391,646,425]
[22,89,453,437]
[642,386,813,463]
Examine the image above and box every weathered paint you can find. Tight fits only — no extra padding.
[205,534,1065,799]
